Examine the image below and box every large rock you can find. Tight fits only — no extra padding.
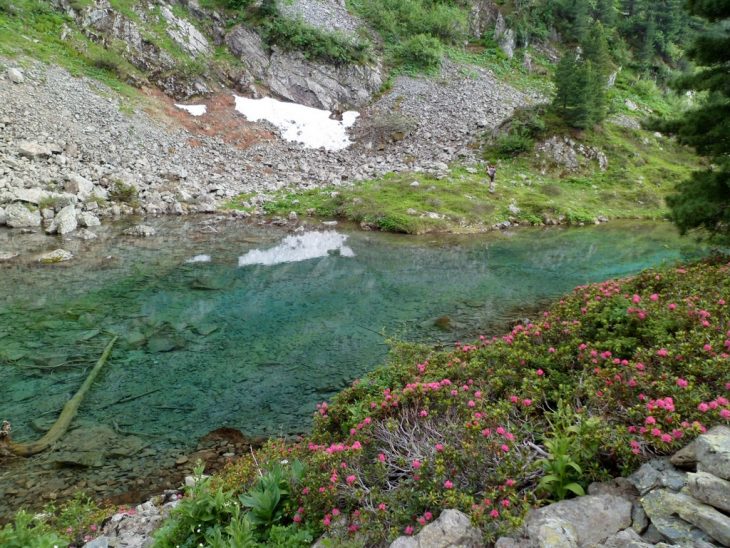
[65,174,95,198]
[687,471,730,512]
[17,141,53,159]
[7,67,24,84]
[5,203,41,228]
[37,249,74,263]
[671,425,730,480]
[598,528,653,548]
[628,458,686,495]
[525,516,578,548]
[159,4,210,58]
[77,211,101,227]
[671,491,730,546]
[0,206,5,225]
[11,188,50,205]
[640,489,714,544]
[123,224,156,237]
[389,509,482,548]
[47,205,77,235]
[226,24,382,110]
[524,495,632,547]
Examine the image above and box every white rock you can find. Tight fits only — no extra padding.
[65,174,95,198]
[17,141,52,159]
[38,249,73,263]
[77,212,101,227]
[7,67,24,84]
[47,205,77,235]
[5,203,41,227]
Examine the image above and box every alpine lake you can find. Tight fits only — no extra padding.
[0,216,712,518]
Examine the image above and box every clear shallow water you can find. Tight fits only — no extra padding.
[0,218,708,514]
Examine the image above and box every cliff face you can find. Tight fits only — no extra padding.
[47,0,383,108]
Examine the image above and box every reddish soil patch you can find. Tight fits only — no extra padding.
[143,89,275,150]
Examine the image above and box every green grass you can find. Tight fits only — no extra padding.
[227,123,699,234]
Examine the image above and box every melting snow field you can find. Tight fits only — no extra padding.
[174,104,207,116]
[238,231,355,267]
[233,95,359,151]
[185,254,212,263]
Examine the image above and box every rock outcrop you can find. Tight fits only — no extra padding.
[389,509,483,548]
[497,426,730,547]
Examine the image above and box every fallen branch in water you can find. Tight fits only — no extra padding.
[0,336,118,457]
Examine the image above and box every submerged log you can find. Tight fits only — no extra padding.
[0,336,118,457]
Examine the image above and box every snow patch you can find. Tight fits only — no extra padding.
[185,254,212,263]
[175,104,207,116]
[233,96,359,151]
[238,231,355,267]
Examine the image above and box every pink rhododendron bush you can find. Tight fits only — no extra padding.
[158,257,730,547]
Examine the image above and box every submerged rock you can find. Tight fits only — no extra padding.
[123,224,156,237]
[38,249,74,263]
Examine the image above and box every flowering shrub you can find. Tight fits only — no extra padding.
[186,257,730,545]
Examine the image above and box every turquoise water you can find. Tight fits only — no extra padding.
[0,218,707,513]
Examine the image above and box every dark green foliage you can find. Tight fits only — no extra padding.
[487,106,547,158]
[390,34,443,73]
[657,0,730,239]
[259,16,371,65]
[553,21,612,128]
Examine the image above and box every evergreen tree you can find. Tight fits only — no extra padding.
[553,21,612,129]
[660,0,730,238]
[595,0,616,27]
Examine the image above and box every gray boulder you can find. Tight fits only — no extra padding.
[77,211,101,227]
[598,528,653,548]
[46,205,77,235]
[123,224,156,237]
[389,509,482,548]
[640,489,714,544]
[7,67,24,84]
[12,187,50,205]
[65,174,95,198]
[0,206,5,225]
[687,471,730,512]
[526,516,579,548]
[5,203,41,228]
[159,4,210,58]
[17,141,52,159]
[75,228,98,240]
[524,495,632,547]
[37,249,73,263]
[671,426,730,480]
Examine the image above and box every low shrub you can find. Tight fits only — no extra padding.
[390,34,443,73]
[157,257,730,545]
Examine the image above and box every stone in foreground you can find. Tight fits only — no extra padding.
[524,494,632,547]
[5,203,41,228]
[389,509,482,548]
[123,224,156,237]
[37,249,73,263]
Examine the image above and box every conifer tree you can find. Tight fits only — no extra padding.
[660,0,730,238]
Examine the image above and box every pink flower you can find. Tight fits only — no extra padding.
[419,410,428,417]
[346,475,356,485]
[548,347,556,353]
[417,517,426,526]
[496,426,506,435]
[424,511,433,521]
[490,509,500,518]
[435,443,444,452]
[378,503,387,511]
[352,441,362,450]
[721,409,730,419]
[412,459,422,469]
[293,514,302,523]
[302,487,310,495]
[661,434,673,443]
[645,416,656,425]
[467,400,476,408]
[501,444,510,452]
[444,480,454,489]
[698,403,710,412]
[650,293,659,301]
[482,428,492,437]
[704,344,713,352]
[657,348,669,357]
[632,294,641,304]
[405,525,414,535]
[332,508,341,516]
[323,515,332,527]
[378,453,386,462]
[522,398,532,407]
[536,369,544,376]
[677,378,688,388]
[90,524,98,532]
[669,303,677,310]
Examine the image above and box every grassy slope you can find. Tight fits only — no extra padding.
[230,122,698,234]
